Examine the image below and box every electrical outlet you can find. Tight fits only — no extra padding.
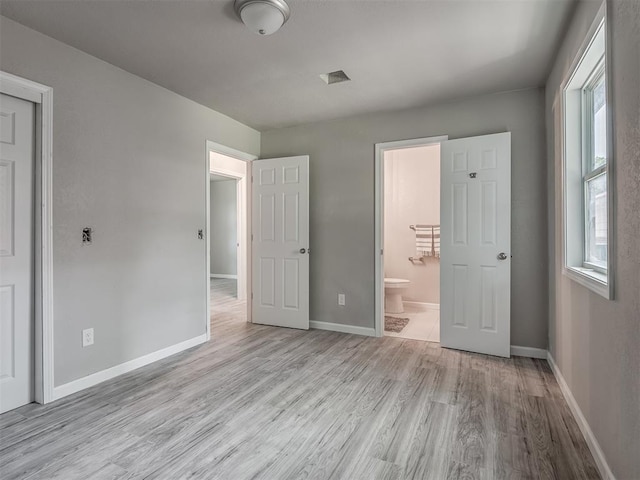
[338,294,346,306]
[82,328,94,347]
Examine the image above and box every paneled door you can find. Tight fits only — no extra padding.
[0,93,35,413]
[252,156,309,329]
[440,133,511,357]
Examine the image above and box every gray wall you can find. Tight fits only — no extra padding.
[210,179,237,276]
[0,16,260,386]
[545,1,640,478]
[262,88,548,349]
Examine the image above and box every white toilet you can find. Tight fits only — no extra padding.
[384,278,411,314]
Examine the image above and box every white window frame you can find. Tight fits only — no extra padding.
[581,63,607,274]
[561,8,614,300]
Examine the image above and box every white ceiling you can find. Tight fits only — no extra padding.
[0,0,576,131]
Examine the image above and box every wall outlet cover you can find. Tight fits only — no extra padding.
[338,294,346,306]
[82,328,94,347]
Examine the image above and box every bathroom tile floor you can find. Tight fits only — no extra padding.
[384,302,440,343]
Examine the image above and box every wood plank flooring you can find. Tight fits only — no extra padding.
[0,279,600,479]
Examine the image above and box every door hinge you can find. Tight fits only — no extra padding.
[381,249,384,255]
[251,234,254,241]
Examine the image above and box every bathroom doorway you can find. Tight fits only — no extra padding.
[374,135,447,342]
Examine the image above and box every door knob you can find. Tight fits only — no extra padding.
[299,248,306,254]
[497,252,508,260]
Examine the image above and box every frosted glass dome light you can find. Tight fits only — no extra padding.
[234,0,291,36]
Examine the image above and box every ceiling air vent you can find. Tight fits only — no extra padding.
[320,70,351,85]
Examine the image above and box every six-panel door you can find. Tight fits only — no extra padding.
[252,156,309,330]
[440,133,511,358]
[0,93,35,413]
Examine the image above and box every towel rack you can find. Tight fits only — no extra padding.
[410,224,440,230]
[409,224,441,262]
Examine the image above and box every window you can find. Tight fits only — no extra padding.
[563,18,612,299]
[583,66,607,272]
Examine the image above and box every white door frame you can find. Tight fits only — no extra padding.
[374,135,448,337]
[0,71,54,404]
[205,141,256,339]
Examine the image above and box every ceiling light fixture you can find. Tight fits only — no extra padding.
[234,0,291,36]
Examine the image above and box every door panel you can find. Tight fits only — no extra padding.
[440,132,511,357]
[0,93,34,413]
[252,156,309,329]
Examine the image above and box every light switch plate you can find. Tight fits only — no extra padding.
[338,294,346,306]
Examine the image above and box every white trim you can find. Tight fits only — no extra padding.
[564,266,609,298]
[204,143,211,341]
[206,141,257,163]
[403,301,440,310]
[53,334,207,401]
[309,321,376,337]
[547,353,616,480]
[374,135,448,337]
[0,71,54,404]
[210,274,238,279]
[209,166,246,180]
[510,345,547,359]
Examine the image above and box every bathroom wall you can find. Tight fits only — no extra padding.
[384,145,440,304]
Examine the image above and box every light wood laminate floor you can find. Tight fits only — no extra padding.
[0,280,600,479]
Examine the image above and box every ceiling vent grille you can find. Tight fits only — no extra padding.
[320,70,351,85]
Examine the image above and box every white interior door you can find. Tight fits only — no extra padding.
[252,156,309,329]
[0,93,34,413]
[440,132,511,357]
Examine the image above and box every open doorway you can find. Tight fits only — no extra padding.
[383,143,442,342]
[210,173,240,307]
[206,142,255,338]
[210,174,239,286]
[374,135,447,342]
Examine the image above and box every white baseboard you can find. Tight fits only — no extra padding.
[403,301,440,310]
[210,274,238,279]
[547,353,616,480]
[510,345,548,359]
[53,333,208,401]
[309,321,376,337]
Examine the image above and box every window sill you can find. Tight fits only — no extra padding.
[564,266,611,299]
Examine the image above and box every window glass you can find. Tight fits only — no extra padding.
[592,77,607,170]
[586,172,607,266]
